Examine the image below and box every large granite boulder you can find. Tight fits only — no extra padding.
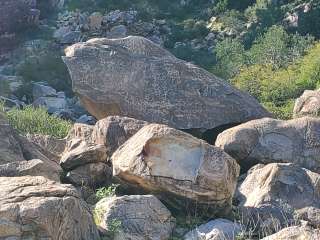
[261,226,320,240]
[216,117,320,173]
[94,195,175,240]
[112,124,240,215]
[0,176,100,239]
[293,89,320,118]
[184,219,242,240]
[236,163,320,234]
[0,0,39,54]
[63,36,270,132]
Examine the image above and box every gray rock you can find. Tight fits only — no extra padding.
[293,89,320,118]
[26,133,66,163]
[112,124,240,215]
[66,162,112,188]
[0,176,100,239]
[76,114,96,125]
[33,96,67,114]
[32,83,57,100]
[94,195,175,240]
[107,25,128,38]
[184,219,242,240]
[216,117,320,173]
[0,159,61,181]
[63,36,270,131]
[54,27,81,44]
[60,143,108,171]
[261,226,320,240]
[236,163,320,234]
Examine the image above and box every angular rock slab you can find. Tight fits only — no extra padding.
[112,124,240,214]
[261,226,320,240]
[236,163,320,233]
[63,36,270,130]
[184,219,242,240]
[92,116,148,159]
[0,113,63,178]
[0,159,60,181]
[94,195,175,240]
[216,117,320,173]
[0,176,100,239]
[293,89,320,118]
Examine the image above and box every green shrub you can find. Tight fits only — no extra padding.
[3,106,72,138]
[95,184,119,201]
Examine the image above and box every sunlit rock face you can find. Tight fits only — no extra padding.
[63,36,271,133]
[112,123,240,216]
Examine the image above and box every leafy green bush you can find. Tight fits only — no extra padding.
[2,106,72,138]
[95,184,119,201]
[233,42,320,119]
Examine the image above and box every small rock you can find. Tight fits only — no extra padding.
[32,83,57,100]
[184,219,242,240]
[107,25,128,38]
[261,226,320,240]
[94,195,175,239]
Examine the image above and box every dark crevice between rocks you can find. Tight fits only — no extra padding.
[182,122,241,145]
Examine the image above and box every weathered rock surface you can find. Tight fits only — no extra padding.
[66,162,112,188]
[293,89,320,118]
[26,134,66,163]
[0,113,62,179]
[61,143,108,170]
[0,159,60,181]
[216,117,320,173]
[63,36,270,131]
[184,219,242,240]
[92,116,148,159]
[112,124,240,214]
[0,176,100,239]
[95,195,175,240]
[261,226,320,240]
[236,163,320,233]
[0,113,25,164]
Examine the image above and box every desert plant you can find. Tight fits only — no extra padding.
[95,184,119,201]
[4,106,72,138]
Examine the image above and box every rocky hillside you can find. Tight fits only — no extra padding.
[1,0,320,239]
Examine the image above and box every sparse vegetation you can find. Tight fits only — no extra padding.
[95,184,119,201]
[0,104,72,138]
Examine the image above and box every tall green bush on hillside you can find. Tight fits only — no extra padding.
[233,42,320,119]
[214,38,246,79]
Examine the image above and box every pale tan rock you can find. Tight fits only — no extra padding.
[261,226,320,240]
[293,89,320,118]
[92,116,148,159]
[216,117,320,173]
[63,36,270,131]
[236,163,320,233]
[26,133,66,162]
[112,124,240,215]
[0,159,60,181]
[94,195,175,240]
[0,176,100,239]
[184,219,242,240]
